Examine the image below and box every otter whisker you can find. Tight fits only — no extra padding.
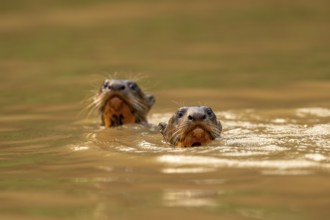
[130,97,148,113]
[167,123,189,144]
[88,79,155,128]
[159,106,222,147]
[131,99,146,113]
[81,95,105,118]
[205,124,221,139]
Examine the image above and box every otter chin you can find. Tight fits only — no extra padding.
[178,126,213,147]
[159,106,222,147]
[92,79,155,128]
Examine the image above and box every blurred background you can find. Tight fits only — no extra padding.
[0,0,329,111]
[1,1,330,220]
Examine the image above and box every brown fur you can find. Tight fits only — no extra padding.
[93,79,155,128]
[159,106,222,147]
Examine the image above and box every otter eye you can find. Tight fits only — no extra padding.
[176,111,184,118]
[103,81,109,89]
[128,82,138,92]
[206,108,213,116]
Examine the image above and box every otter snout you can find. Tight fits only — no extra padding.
[187,112,207,121]
[104,81,127,92]
[109,82,126,91]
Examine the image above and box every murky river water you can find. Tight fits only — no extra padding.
[1,93,329,220]
[1,0,330,219]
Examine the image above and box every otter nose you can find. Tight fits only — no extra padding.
[187,112,207,121]
[109,83,126,91]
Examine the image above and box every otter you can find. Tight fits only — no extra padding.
[92,79,155,128]
[158,106,222,147]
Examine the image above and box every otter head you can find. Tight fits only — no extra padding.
[159,106,222,147]
[94,79,155,128]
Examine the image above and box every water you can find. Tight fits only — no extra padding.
[1,98,330,220]
[1,0,330,219]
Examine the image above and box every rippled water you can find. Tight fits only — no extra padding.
[1,0,330,218]
[1,100,330,220]
[63,107,330,219]
[86,107,330,171]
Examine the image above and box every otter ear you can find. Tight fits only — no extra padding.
[217,120,222,131]
[146,95,155,107]
[158,122,167,135]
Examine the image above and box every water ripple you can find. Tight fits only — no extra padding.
[157,155,322,170]
[85,107,330,173]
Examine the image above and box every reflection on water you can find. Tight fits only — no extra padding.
[163,189,221,207]
[161,167,217,174]
[1,0,330,217]
[69,107,330,218]
[86,107,330,174]
[158,155,323,170]
[296,108,330,117]
[1,107,330,219]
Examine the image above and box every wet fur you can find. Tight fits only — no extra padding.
[159,106,222,147]
[89,79,155,128]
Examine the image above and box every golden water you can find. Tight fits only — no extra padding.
[1,88,330,220]
[1,0,330,219]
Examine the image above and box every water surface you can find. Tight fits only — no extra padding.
[1,0,330,219]
[1,97,330,220]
